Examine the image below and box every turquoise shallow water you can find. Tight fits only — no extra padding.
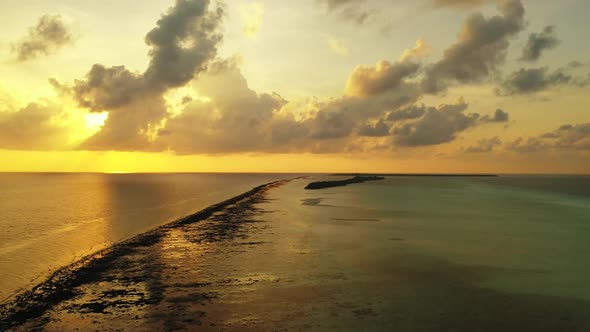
[301,175,590,301]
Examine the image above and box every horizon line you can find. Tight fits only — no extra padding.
[1,171,589,176]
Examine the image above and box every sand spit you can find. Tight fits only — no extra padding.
[0,179,290,331]
[305,176,385,190]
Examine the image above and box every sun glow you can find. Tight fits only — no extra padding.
[105,170,130,174]
[84,112,108,132]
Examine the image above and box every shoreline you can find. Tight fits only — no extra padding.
[332,173,499,177]
[0,178,290,330]
[305,175,385,190]
[2,176,590,330]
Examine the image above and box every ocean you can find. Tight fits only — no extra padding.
[0,173,290,301]
[2,174,590,330]
[299,175,590,301]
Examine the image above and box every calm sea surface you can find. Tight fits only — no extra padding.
[0,173,290,301]
[298,175,590,301]
[1,173,590,309]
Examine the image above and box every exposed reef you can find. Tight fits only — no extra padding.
[0,179,289,331]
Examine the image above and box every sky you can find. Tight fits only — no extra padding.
[0,0,589,173]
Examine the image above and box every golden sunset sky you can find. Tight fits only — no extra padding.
[1,0,589,173]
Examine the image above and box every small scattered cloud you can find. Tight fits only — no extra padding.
[399,37,433,63]
[240,2,264,39]
[11,14,74,62]
[316,0,374,25]
[505,136,548,152]
[497,66,588,95]
[506,123,590,152]
[328,38,350,56]
[521,26,560,62]
[464,136,502,153]
[481,108,509,123]
[431,0,492,9]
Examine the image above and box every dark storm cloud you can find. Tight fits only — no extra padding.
[69,0,224,150]
[520,26,560,62]
[464,136,502,153]
[421,0,525,93]
[12,14,73,61]
[392,98,482,146]
[497,67,588,95]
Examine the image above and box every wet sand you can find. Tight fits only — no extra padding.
[2,178,590,331]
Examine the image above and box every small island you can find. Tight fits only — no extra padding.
[305,176,385,190]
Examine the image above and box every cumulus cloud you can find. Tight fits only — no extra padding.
[65,0,225,150]
[0,102,70,149]
[143,0,224,89]
[497,67,588,95]
[521,26,560,62]
[392,98,481,146]
[7,0,566,157]
[464,136,502,152]
[387,104,428,121]
[399,38,433,63]
[44,0,430,154]
[505,136,547,152]
[481,108,509,122]
[542,124,590,150]
[506,123,590,152]
[358,119,390,137]
[155,53,424,154]
[12,14,74,61]
[157,61,288,154]
[422,0,525,93]
[345,60,420,97]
